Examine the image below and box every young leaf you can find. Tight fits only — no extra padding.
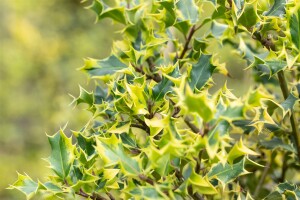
[8,173,38,199]
[184,86,215,122]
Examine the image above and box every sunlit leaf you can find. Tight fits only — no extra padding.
[47,130,75,179]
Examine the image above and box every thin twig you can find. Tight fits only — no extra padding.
[277,71,300,161]
[184,117,204,136]
[279,152,288,182]
[179,25,196,60]
[139,174,154,185]
[195,150,204,174]
[253,161,271,198]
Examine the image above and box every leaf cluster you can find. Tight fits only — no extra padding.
[10,0,300,199]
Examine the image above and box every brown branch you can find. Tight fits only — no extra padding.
[139,174,154,185]
[188,185,204,200]
[77,188,107,200]
[133,116,150,134]
[179,25,196,60]
[184,117,204,136]
[195,150,204,174]
[146,57,162,82]
[131,62,160,82]
[279,152,288,182]
[253,161,271,198]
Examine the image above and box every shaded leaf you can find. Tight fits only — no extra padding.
[9,174,38,199]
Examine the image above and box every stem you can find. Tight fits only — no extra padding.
[77,189,107,200]
[279,153,288,182]
[139,174,154,185]
[184,117,204,136]
[277,70,300,161]
[253,161,271,198]
[134,116,150,134]
[179,25,196,60]
[188,185,204,200]
[195,150,204,174]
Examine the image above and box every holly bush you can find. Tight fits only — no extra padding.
[9,0,300,199]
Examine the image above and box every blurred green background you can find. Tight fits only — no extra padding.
[0,1,250,199]
[0,0,116,199]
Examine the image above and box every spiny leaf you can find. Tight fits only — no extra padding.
[289,9,300,51]
[9,174,38,199]
[237,1,260,27]
[176,0,199,24]
[152,66,179,101]
[47,130,75,179]
[96,134,140,175]
[98,7,127,24]
[81,55,127,77]
[184,86,215,121]
[227,140,259,164]
[264,0,287,16]
[260,137,297,153]
[207,158,248,185]
[188,54,216,91]
[280,93,298,115]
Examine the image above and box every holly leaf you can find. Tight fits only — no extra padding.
[189,54,216,91]
[289,9,300,50]
[81,55,127,77]
[176,0,199,24]
[47,130,75,179]
[264,0,287,16]
[152,66,179,101]
[237,1,260,27]
[96,134,140,176]
[260,137,297,153]
[280,93,298,115]
[8,173,38,199]
[207,158,248,185]
[184,86,215,121]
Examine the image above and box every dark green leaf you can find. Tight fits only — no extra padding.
[152,66,179,100]
[82,55,127,77]
[207,158,246,184]
[188,54,215,90]
[48,130,75,178]
[281,93,298,113]
[290,9,300,50]
[98,7,127,24]
[264,0,286,16]
[260,137,296,153]
[159,1,176,27]
[238,3,259,27]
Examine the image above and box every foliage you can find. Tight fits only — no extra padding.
[10,0,300,199]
